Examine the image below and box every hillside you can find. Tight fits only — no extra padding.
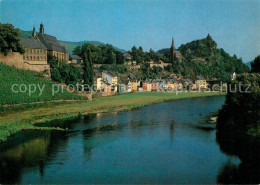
[20,30,125,55]
[158,35,249,81]
[0,63,84,105]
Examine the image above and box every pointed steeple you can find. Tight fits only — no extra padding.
[40,22,44,34]
[169,37,176,62]
[32,25,36,37]
[171,37,175,49]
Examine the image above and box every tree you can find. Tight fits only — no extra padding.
[82,51,94,87]
[72,46,81,56]
[115,51,124,64]
[0,23,24,55]
[251,55,260,73]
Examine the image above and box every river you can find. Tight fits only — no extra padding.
[0,96,241,184]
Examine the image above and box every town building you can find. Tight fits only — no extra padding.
[147,83,152,92]
[21,37,50,73]
[131,81,138,91]
[0,31,51,75]
[123,52,132,60]
[181,78,194,90]
[124,60,141,70]
[149,60,172,69]
[127,81,132,92]
[34,23,69,62]
[151,80,158,91]
[93,69,102,91]
[231,72,236,81]
[102,71,118,86]
[196,76,208,89]
[69,55,83,64]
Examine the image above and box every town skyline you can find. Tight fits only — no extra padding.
[0,0,259,62]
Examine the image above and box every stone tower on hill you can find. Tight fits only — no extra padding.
[169,37,176,62]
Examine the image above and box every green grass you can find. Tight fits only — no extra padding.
[0,62,84,105]
[0,92,225,142]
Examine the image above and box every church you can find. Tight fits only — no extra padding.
[169,37,184,62]
[31,23,69,62]
[0,23,69,75]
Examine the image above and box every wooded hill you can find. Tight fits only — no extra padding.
[158,35,249,81]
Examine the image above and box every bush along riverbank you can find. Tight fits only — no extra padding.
[216,73,260,184]
[0,92,225,142]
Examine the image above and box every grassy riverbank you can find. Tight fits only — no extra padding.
[0,92,224,142]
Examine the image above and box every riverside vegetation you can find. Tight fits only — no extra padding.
[0,92,225,142]
[216,56,260,183]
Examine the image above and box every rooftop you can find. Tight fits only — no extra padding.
[21,38,47,49]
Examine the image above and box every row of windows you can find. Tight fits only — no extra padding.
[55,52,66,60]
[25,49,47,54]
[23,55,47,61]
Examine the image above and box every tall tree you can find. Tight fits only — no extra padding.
[0,23,24,55]
[251,55,260,73]
[83,51,94,87]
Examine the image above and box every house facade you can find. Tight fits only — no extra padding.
[33,24,69,62]
[69,55,83,64]
[196,76,207,89]
[131,81,138,91]
[151,81,158,91]
[102,71,118,86]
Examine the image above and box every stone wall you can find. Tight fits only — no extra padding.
[0,52,24,68]
[0,52,50,76]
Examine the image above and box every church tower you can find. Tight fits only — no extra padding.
[40,23,44,34]
[32,25,36,38]
[169,37,176,62]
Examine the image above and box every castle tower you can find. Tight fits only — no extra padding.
[40,23,44,34]
[169,37,176,62]
[32,25,36,37]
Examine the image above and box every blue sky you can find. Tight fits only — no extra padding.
[0,0,259,62]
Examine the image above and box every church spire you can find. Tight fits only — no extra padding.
[171,37,175,49]
[32,25,36,37]
[40,22,44,34]
[169,37,176,62]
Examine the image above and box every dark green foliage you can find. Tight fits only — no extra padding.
[140,63,164,79]
[179,34,217,58]
[216,73,260,183]
[0,63,83,105]
[217,73,260,137]
[48,55,81,85]
[0,23,25,56]
[73,43,124,65]
[82,52,94,86]
[251,55,260,73]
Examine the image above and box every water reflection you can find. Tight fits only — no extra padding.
[0,96,247,184]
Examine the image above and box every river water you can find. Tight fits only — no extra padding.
[0,96,241,184]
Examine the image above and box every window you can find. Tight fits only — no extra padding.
[32,49,35,53]
[27,56,29,60]
[37,56,39,60]
[33,56,35,60]
[37,50,39,54]
[40,57,42,60]
[30,56,32,60]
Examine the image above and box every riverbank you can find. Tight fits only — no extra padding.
[0,92,225,142]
